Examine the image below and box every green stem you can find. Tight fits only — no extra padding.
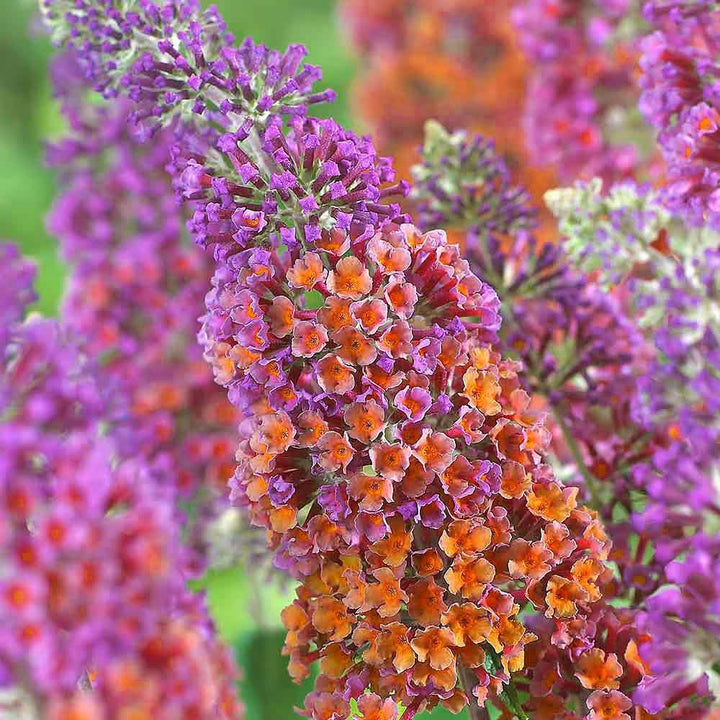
[550,407,602,508]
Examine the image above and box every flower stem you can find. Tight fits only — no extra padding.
[551,406,602,508]
[459,664,490,720]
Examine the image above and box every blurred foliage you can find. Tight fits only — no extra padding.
[0,0,64,315]
[0,0,473,716]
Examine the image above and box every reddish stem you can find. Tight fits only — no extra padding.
[459,665,490,720]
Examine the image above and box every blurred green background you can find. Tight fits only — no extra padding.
[0,1,468,717]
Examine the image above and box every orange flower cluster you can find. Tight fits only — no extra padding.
[202,221,613,717]
[340,0,555,203]
[525,604,654,720]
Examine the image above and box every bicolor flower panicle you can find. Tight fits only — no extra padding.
[201,216,614,717]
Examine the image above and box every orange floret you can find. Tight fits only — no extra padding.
[316,227,351,256]
[351,298,389,334]
[545,575,588,618]
[296,410,329,447]
[401,457,434,498]
[311,596,353,641]
[343,570,368,612]
[407,577,447,626]
[317,431,355,472]
[333,326,378,366]
[287,252,326,290]
[507,539,553,581]
[356,693,399,720]
[411,661,458,692]
[318,296,353,332]
[541,521,577,560]
[365,567,408,617]
[364,363,404,390]
[445,556,496,600]
[251,411,296,454]
[499,459,531,498]
[367,235,412,274]
[411,548,444,577]
[353,622,415,672]
[316,354,356,394]
[348,472,394,512]
[439,456,477,497]
[463,367,502,414]
[369,442,411,482]
[439,520,492,557]
[344,401,386,443]
[327,256,372,299]
[571,557,603,602]
[441,603,493,647]
[527,483,578,522]
[319,643,354,680]
[586,689,632,720]
[384,277,418,318]
[410,626,456,671]
[378,623,416,672]
[576,649,624,691]
[291,320,329,357]
[372,516,413,566]
[377,320,413,359]
[412,429,455,473]
[281,601,310,649]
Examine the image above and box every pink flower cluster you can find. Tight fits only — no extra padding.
[0,247,243,720]
[47,93,241,572]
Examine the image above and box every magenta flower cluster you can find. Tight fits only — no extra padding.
[0,248,243,719]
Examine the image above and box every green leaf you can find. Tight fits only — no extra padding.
[236,629,316,720]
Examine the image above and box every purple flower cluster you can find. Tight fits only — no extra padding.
[639,2,720,227]
[0,247,243,719]
[180,115,408,259]
[41,0,334,134]
[411,122,536,239]
[512,0,644,182]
